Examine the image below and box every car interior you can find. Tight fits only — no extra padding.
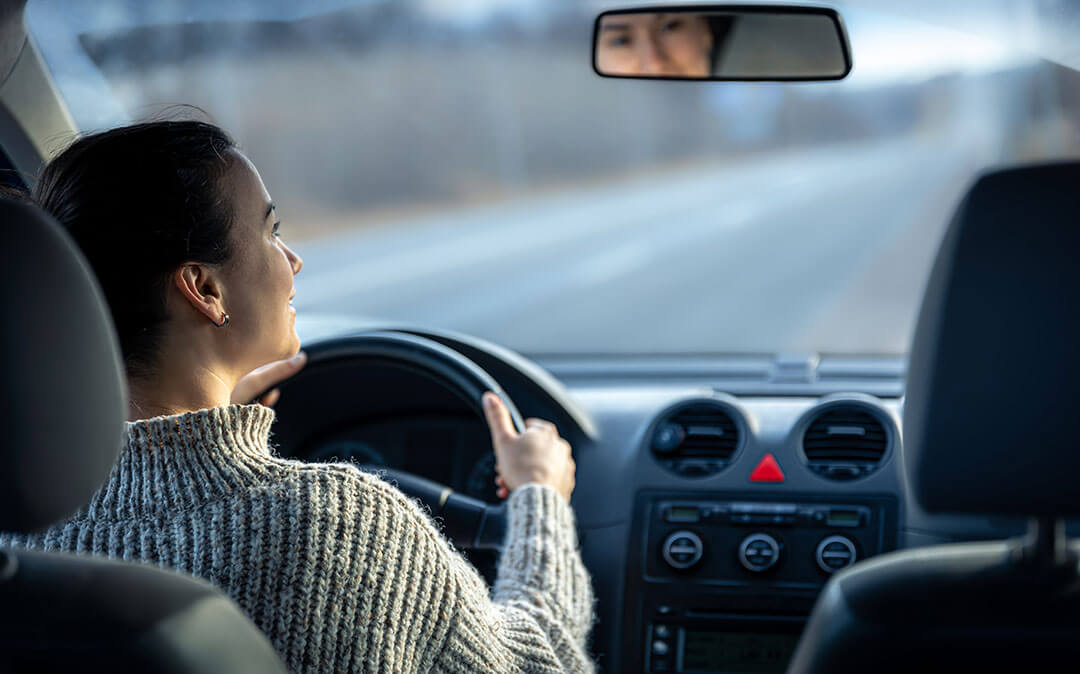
[2,1,1080,672]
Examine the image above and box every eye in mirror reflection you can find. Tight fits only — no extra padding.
[597,12,718,78]
[594,8,850,81]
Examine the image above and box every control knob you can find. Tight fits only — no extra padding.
[662,530,704,569]
[816,535,857,573]
[652,422,685,453]
[738,533,781,572]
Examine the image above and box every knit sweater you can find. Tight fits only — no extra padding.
[0,405,595,673]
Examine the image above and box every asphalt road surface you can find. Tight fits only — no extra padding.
[292,131,985,356]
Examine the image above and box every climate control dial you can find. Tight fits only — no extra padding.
[662,531,704,569]
[816,535,857,573]
[738,533,781,572]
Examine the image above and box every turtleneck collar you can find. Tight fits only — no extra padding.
[84,404,280,520]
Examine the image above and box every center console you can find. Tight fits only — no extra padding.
[622,491,899,673]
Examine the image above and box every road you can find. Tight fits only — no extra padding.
[292,132,983,356]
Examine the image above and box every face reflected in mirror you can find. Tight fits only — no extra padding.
[594,7,851,81]
[596,12,715,78]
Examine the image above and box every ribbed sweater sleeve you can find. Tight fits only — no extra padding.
[287,466,597,672]
[432,483,595,673]
[258,464,595,672]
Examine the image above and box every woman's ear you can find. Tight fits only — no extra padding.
[174,263,226,324]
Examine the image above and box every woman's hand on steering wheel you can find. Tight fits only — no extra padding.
[231,351,309,407]
[482,392,576,503]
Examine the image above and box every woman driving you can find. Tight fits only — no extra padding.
[0,120,594,673]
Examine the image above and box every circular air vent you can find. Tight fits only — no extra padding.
[651,401,741,478]
[801,404,888,481]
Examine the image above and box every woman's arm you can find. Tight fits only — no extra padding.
[420,393,593,670]
[432,483,594,673]
[264,392,592,672]
[316,468,594,673]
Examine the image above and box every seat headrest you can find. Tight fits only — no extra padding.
[0,200,127,533]
[904,162,1080,516]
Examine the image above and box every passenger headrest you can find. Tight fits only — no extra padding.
[0,200,127,533]
[904,162,1080,516]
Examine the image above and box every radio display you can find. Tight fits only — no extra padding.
[827,509,860,526]
[667,506,700,522]
[681,630,799,673]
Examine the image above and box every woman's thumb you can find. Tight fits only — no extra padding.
[482,392,516,441]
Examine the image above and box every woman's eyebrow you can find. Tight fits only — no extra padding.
[265,202,276,220]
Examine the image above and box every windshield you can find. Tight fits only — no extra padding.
[27,0,1080,356]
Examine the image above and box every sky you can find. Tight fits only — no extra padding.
[837,6,1032,88]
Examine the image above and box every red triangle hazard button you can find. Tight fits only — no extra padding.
[749,453,785,483]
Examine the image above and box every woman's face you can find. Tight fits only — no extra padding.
[216,150,303,373]
[597,13,714,78]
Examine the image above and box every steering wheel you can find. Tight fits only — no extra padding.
[265,330,526,550]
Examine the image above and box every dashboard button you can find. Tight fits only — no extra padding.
[652,640,670,655]
[662,531,704,569]
[816,535,857,573]
[738,533,781,572]
[654,624,671,639]
[749,452,785,482]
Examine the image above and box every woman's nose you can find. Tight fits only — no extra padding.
[285,243,303,275]
[639,34,671,75]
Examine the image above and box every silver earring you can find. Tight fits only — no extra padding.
[212,313,230,328]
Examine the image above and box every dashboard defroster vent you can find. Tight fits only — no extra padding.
[651,402,741,478]
[802,405,888,480]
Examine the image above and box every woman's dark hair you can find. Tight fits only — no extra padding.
[32,120,238,378]
[707,15,736,76]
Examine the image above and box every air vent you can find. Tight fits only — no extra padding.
[802,405,888,481]
[651,402,740,478]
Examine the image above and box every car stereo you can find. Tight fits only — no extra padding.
[645,617,803,674]
[622,491,899,673]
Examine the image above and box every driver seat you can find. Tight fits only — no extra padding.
[788,162,1080,673]
[0,200,287,673]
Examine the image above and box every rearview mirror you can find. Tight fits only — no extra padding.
[592,5,851,81]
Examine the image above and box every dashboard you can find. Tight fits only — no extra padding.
[273,324,1047,674]
[567,386,903,674]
